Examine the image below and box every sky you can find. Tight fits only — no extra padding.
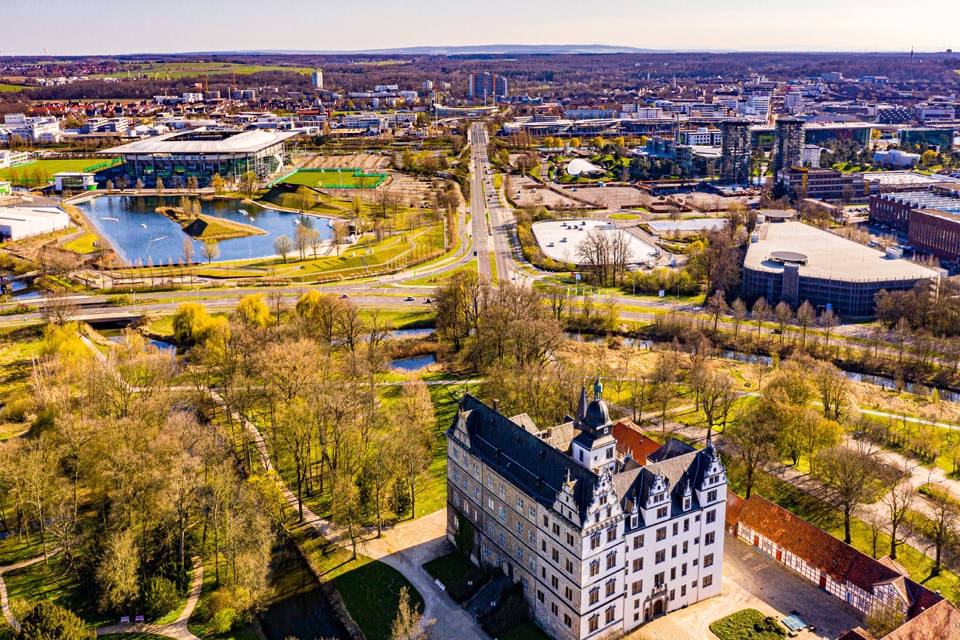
[4,0,957,56]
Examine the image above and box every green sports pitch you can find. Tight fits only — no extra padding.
[273,168,388,189]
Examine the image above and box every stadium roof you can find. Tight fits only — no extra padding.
[744,221,940,281]
[101,129,297,155]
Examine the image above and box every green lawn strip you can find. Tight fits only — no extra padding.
[608,213,640,221]
[0,158,121,183]
[489,253,498,283]
[422,552,473,588]
[727,463,960,603]
[0,325,44,399]
[709,609,786,640]
[293,521,423,640]
[499,619,552,640]
[62,233,100,254]
[4,554,112,628]
[401,261,477,287]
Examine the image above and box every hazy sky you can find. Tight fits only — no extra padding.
[4,0,957,56]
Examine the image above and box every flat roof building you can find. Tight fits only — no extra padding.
[742,221,940,317]
[0,206,71,241]
[101,129,297,188]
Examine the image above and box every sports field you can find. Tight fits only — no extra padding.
[0,158,122,183]
[96,61,312,79]
[275,168,388,189]
[0,84,27,92]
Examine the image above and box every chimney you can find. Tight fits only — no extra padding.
[493,399,500,413]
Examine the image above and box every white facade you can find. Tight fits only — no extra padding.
[0,206,71,240]
[447,388,726,640]
[1,114,61,143]
[312,70,324,90]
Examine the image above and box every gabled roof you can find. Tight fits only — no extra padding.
[837,629,876,640]
[454,395,599,522]
[735,494,859,583]
[612,420,661,465]
[884,600,960,640]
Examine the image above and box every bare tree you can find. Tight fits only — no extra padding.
[200,240,220,264]
[42,288,80,325]
[925,486,959,575]
[753,297,771,339]
[816,445,882,543]
[884,470,915,560]
[273,235,294,263]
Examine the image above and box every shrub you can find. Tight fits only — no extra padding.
[447,566,490,603]
[709,609,786,640]
[18,601,93,640]
[0,393,32,423]
[106,294,133,306]
[144,575,181,621]
[210,608,238,635]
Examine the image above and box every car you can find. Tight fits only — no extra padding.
[404,296,415,302]
[424,298,431,304]
[339,293,349,299]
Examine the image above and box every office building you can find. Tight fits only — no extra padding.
[899,128,954,151]
[469,72,509,100]
[772,117,806,182]
[447,387,727,640]
[720,120,751,184]
[0,114,61,144]
[777,167,865,202]
[312,69,324,90]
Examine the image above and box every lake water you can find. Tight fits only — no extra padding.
[391,354,437,371]
[78,196,332,265]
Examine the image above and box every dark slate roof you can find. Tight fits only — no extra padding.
[647,438,696,463]
[456,395,599,521]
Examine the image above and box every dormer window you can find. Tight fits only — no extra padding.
[683,497,691,511]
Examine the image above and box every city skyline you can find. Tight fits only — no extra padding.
[4,0,958,56]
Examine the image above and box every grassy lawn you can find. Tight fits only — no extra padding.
[276,169,388,189]
[293,522,423,640]
[0,158,122,183]
[609,212,640,221]
[0,325,44,398]
[4,554,112,628]
[499,620,552,640]
[63,233,101,254]
[709,609,785,640]
[422,552,473,587]
[0,84,27,92]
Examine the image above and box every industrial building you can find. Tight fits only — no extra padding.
[0,206,71,241]
[101,129,297,188]
[870,190,960,231]
[720,120,751,184]
[772,117,805,187]
[908,209,960,261]
[741,221,940,317]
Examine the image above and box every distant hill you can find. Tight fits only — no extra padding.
[193,44,659,56]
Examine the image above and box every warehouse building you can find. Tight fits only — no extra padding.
[741,221,940,317]
[0,206,71,241]
[101,129,297,188]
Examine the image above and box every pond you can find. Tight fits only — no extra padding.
[98,327,176,353]
[78,196,333,265]
[391,354,437,371]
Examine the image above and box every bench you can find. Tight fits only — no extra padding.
[120,617,130,624]
[135,615,145,623]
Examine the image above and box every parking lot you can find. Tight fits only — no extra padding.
[634,535,863,640]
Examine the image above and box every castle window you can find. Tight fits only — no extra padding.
[605,579,615,597]
[605,606,615,624]
[499,507,506,521]
[589,587,599,605]
[683,519,689,532]
[590,532,601,550]
[655,550,665,564]
[634,534,644,549]
[588,615,599,632]
[672,523,678,536]
[607,527,616,543]
[703,574,713,587]
[590,560,600,576]
[706,509,716,524]
[705,532,715,545]
[707,489,718,502]
[656,527,666,542]
[606,552,616,569]
[704,553,714,568]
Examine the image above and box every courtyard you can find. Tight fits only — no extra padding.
[635,535,864,640]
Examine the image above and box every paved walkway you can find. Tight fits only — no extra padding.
[212,390,489,640]
[95,555,204,640]
[0,550,61,632]
[638,535,862,640]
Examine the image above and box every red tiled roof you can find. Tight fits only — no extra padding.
[612,420,660,464]
[725,488,745,528]
[735,494,859,583]
[884,600,960,640]
[846,552,904,594]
